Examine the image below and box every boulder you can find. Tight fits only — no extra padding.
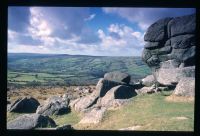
[141,75,155,87]
[156,66,195,86]
[104,71,131,84]
[144,17,172,42]
[72,94,98,112]
[95,78,126,97]
[171,34,195,49]
[99,85,136,107]
[36,96,70,116]
[79,107,106,124]
[168,14,195,37]
[173,77,195,97]
[7,113,56,129]
[8,97,40,113]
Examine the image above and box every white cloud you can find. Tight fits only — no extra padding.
[28,7,54,46]
[84,14,96,21]
[97,24,145,56]
[103,8,195,31]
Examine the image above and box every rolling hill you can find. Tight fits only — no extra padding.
[8,53,151,87]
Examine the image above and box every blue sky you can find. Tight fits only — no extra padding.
[8,7,195,56]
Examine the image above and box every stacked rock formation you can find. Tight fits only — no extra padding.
[70,71,137,124]
[142,14,195,87]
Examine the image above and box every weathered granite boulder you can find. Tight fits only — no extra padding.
[36,96,70,116]
[173,77,195,97]
[155,66,195,86]
[99,85,136,107]
[8,97,40,113]
[95,78,126,97]
[7,113,56,129]
[104,71,131,84]
[142,14,195,86]
[141,75,155,87]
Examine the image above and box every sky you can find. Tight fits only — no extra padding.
[8,7,195,56]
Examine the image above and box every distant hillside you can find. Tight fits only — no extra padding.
[8,53,151,87]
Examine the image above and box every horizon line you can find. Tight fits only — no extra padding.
[8,52,141,57]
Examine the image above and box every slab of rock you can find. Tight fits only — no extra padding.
[171,34,195,49]
[156,66,195,86]
[141,75,155,87]
[168,14,195,37]
[144,17,172,42]
[36,96,70,116]
[144,42,162,49]
[173,77,195,97]
[8,97,40,113]
[104,71,131,84]
[7,113,56,129]
[79,107,106,124]
[149,46,172,55]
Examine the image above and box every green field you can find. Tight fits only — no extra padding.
[8,53,151,87]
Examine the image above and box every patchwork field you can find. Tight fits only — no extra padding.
[8,53,151,87]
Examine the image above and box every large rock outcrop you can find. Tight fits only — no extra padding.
[70,71,137,124]
[142,14,195,86]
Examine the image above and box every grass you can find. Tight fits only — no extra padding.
[50,110,81,126]
[74,92,194,131]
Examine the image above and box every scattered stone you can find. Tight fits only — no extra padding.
[173,77,195,97]
[104,71,131,84]
[7,113,56,129]
[8,97,40,113]
[36,96,70,116]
